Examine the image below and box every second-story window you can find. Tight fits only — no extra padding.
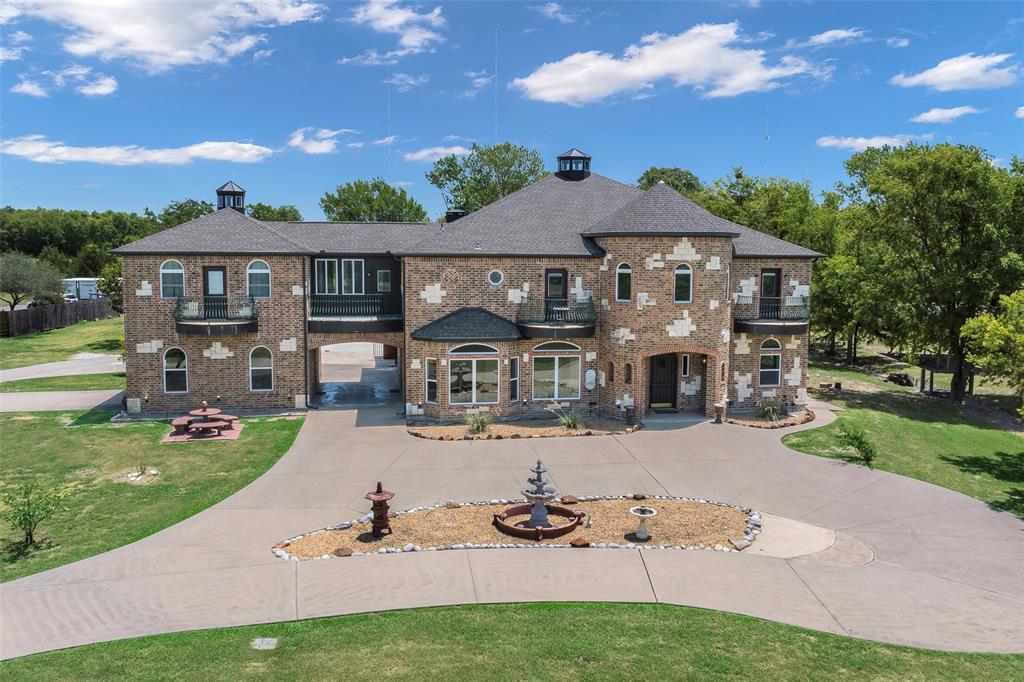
[616,263,632,302]
[315,259,337,295]
[377,269,391,293]
[342,259,364,295]
[160,260,184,299]
[247,260,271,299]
[674,264,692,303]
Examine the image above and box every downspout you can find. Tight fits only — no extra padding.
[302,256,315,409]
[399,255,407,416]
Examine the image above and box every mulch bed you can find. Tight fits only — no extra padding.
[726,410,814,429]
[408,416,636,440]
[161,422,245,444]
[276,496,756,560]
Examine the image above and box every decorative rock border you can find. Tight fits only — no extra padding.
[407,424,641,441]
[726,409,815,430]
[272,495,762,561]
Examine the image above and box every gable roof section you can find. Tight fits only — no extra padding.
[584,181,741,238]
[729,225,822,258]
[270,221,445,254]
[112,208,311,255]
[397,172,642,257]
[410,307,522,341]
[217,180,244,193]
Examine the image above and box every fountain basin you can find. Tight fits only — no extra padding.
[493,504,585,540]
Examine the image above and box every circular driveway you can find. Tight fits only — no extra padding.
[1,401,1021,659]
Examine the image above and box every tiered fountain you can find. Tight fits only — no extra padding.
[493,460,585,540]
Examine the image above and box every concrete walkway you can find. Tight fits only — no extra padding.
[1,402,1022,659]
[0,389,124,412]
[0,354,124,383]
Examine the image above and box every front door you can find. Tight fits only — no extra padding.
[203,266,227,319]
[649,353,677,408]
[760,269,781,319]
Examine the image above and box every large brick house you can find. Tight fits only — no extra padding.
[114,149,818,422]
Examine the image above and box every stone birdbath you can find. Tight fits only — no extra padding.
[629,505,657,542]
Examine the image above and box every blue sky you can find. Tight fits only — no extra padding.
[1,1,1021,220]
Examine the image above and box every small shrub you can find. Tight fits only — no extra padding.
[756,398,786,422]
[0,481,70,547]
[839,428,877,467]
[464,412,491,434]
[557,409,586,430]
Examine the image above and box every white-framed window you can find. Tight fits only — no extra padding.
[250,346,273,391]
[615,263,632,302]
[509,357,519,401]
[377,269,392,293]
[425,358,438,403]
[449,358,499,405]
[759,339,782,387]
[449,343,498,354]
[533,355,581,400]
[342,259,364,295]
[163,348,188,393]
[315,259,338,295]
[533,341,580,352]
[681,354,690,377]
[488,270,504,286]
[674,263,692,303]
[247,260,271,299]
[160,260,185,299]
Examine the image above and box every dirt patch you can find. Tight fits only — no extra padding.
[110,468,160,485]
[727,410,815,429]
[409,416,633,440]
[278,497,754,559]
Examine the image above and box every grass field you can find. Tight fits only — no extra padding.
[0,317,124,370]
[2,602,1020,681]
[0,372,126,392]
[0,410,303,582]
[784,358,1023,517]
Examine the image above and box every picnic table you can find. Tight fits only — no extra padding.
[189,407,223,419]
[188,420,229,437]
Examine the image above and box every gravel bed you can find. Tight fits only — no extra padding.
[408,417,634,440]
[727,410,814,429]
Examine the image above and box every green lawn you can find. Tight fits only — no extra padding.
[0,372,126,392]
[0,317,124,370]
[2,603,1019,680]
[0,410,303,582]
[785,361,1024,517]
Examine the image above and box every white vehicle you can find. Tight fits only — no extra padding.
[63,277,100,300]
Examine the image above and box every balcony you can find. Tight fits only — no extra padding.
[174,296,258,335]
[307,292,403,333]
[516,298,597,339]
[733,295,811,335]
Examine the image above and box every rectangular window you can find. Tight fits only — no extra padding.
[449,358,499,404]
[759,354,782,387]
[533,356,581,400]
[160,272,184,299]
[425,358,437,403]
[315,259,338,295]
[509,357,519,401]
[342,259,365,295]
[681,354,690,377]
[377,269,392,293]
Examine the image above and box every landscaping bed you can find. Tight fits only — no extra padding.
[727,409,814,429]
[275,496,757,559]
[408,416,634,440]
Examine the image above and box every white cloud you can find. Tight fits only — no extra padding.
[0,46,25,61]
[373,135,398,145]
[444,134,475,142]
[909,105,983,123]
[76,74,118,96]
[530,3,580,25]
[347,141,365,148]
[886,37,910,48]
[462,69,493,97]
[7,30,32,43]
[288,127,357,154]
[252,48,275,62]
[745,0,762,7]
[816,133,933,151]
[382,72,428,91]
[511,23,827,105]
[0,28,31,60]
[891,53,1018,91]
[0,134,274,165]
[341,0,444,65]
[799,27,867,48]
[1016,106,1024,118]
[402,145,470,162]
[1,1,322,73]
[10,79,47,96]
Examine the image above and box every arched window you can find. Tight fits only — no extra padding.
[624,363,632,385]
[674,264,693,303]
[160,260,184,299]
[163,348,187,393]
[615,263,632,302]
[533,341,580,352]
[247,260,271,299]
[759,339,782,387]
[607,363,615,383]
[250,347,273,391]
[449,343,498,354]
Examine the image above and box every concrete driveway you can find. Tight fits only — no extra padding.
[0,354,124,383]
[1,401,1021,659]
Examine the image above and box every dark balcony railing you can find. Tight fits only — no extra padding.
[735,295,810,320]
[309,292,402,317]
[516,298,597,325]
[174,295,257,322]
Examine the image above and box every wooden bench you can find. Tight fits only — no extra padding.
[172,416,193,435]
[217,415,239,429]
[188,420,229,437]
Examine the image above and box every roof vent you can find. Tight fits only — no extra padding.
[556,148,591,181]
[445,209,467,223]
[216,181,245,213]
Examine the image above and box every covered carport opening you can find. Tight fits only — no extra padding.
[312,341,402,407]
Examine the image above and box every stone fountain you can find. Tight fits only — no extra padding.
[493,460,585,540]
[523,460,556,528]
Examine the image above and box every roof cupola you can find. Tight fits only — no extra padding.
[216,180,245,212]
[555,148,591,180]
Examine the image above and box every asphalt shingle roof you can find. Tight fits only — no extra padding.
[112,208,311,255]
[216,181,244,193]
[558,148,591,158]
[584,181,742,238]
[410,307,522,341]
[270,221,445,254]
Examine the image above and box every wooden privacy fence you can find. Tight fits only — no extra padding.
[0,298,116,337]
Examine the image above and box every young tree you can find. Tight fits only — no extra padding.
[72,242,111,277]
[0,481,70,547]
[637,166,703,195]
[319,178,427,222]
[426,142,547,212]
[963,289,1024,418]
[0,252,65,309]
[246,203,303,221]
[97,259,123,313]
[158,198,214,228]
[37,245,72,276]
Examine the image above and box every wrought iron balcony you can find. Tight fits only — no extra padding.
[733,295,810,334]
[307,292,403,333]
[174,295,258,335]
[516,298,597,338]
